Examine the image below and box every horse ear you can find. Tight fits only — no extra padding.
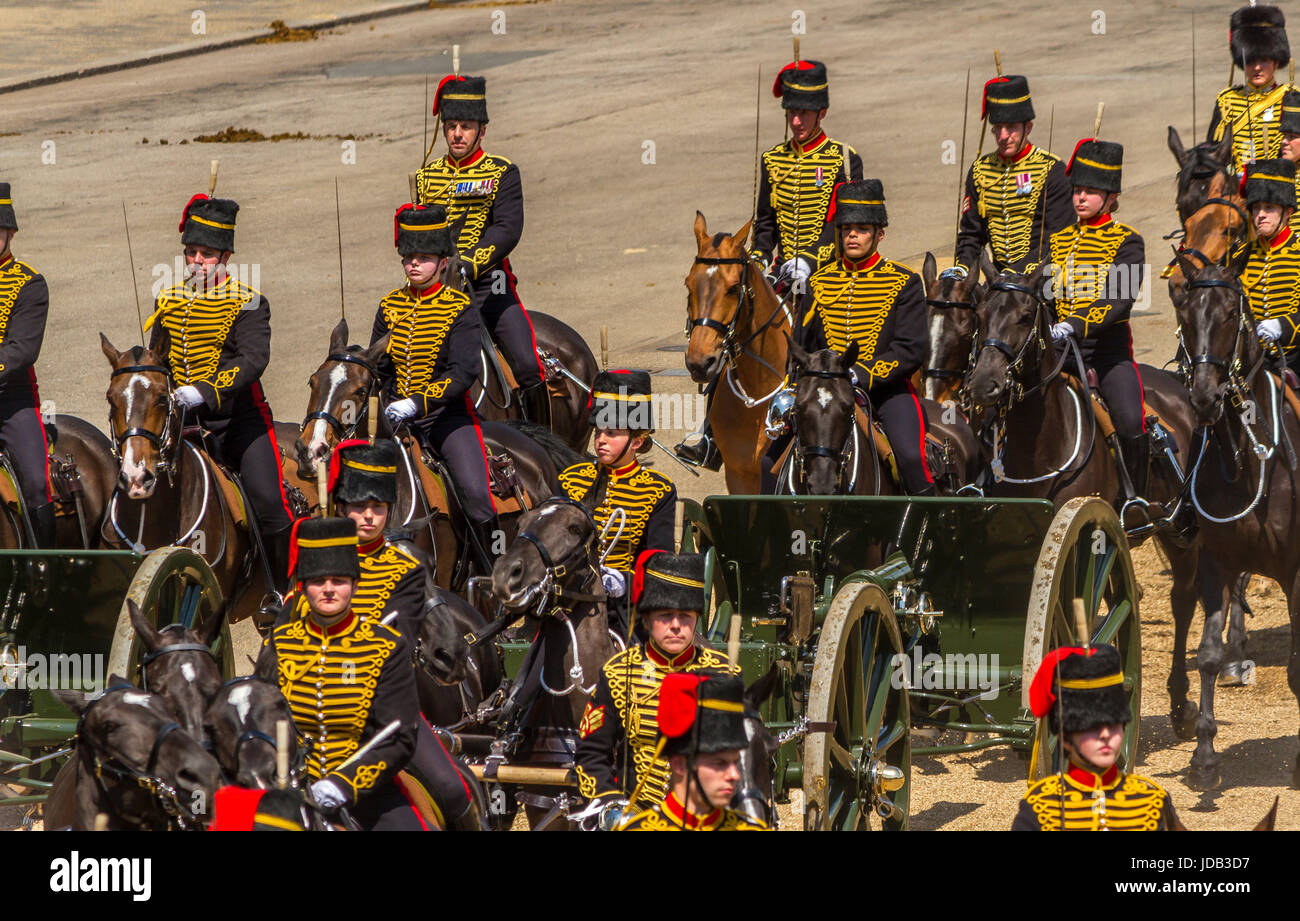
[1255,795,1280,831]
[52,689,89,716]
[1228,243,1252,278]
[363,333,391,367]
[99,333,121,366]
[732,218,754,251]
[784,330,810,369]
[1167,126,1188,167]
[328,318,349,354]
[693,211,709,249]
[1025,261,1050,297]
[841,339,860,370]
[128,599,164,653]
[199,600,230,649]
[1174,250,1200,284]
[922,252,937,290]
[1213,126,1234,166]
[979,251,998,287]
[744,662,780,711]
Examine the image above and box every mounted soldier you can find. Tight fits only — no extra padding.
[574,551,737,824]
[1274,89,1300,231]
[372,202,499,573]
[955,74,1072,274]
[776,180,934,495]
[0,182,55,547]
[675,58,862,470]
[1015,644,1179,830]
[256,517,424,830]
[1233,158,1300,360]
[614,672,770,831]
[146,193,293,591]
[1209,4,1295,172]
[559,370,676,636]
[416,74,550,427]
[1046,138,1150,507]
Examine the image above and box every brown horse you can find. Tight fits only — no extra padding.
[1166,172,1249,308]
[685,212,794,494]
[1168,126,1235,226]
[1172,255,1300,790]
[921,251,995,407]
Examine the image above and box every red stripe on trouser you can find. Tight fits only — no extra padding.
[1127,332,1147,434]
[465,395,497,515]
[503,269,546,380]
[422,714,474,805]
[394,782,431,831]
[905,380,934,484]
[251,382,294,519]
[28,370,52,502]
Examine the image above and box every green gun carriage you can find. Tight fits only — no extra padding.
[680,493,1141,831]
[0,546,233,812]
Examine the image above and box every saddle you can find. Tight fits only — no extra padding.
[1062,370,1174,442]
[851,404,953,491]
[394,770,445,831]
[480,330,566,403]
[0,428,88,522]
[402,435,527,518]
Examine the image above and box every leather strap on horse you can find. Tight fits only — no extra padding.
[1269,371,1300,423]
[204,453,249,530]
[854,405,894,464]
[1061,372,1116,440]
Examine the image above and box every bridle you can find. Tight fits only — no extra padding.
[511,497,605,610]
[1180,275,1265,401]
[975,279,1058,412]
[688,252,792,387]
[925,283,981,389]
[213,675,305,786]
[77,684,203,830]
[301,351,377,443]
[1170,196,1250,272]
[108,363,180,478]
[789,366,859,494]
[140,623,217,692]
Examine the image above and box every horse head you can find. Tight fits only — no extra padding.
[101,334,176,500]
[296,317,391,477]
[56,679,220,829]
[967,264,1052,411]
[1169,125,1234,225]
[786,334,859,495]
[417,590,473,685]
[922,251,993,403]
[490,496,598,611]
[1171,254,1255,426]
[685,211,756,385]
[130,598,225,740]
[1167,172,1250,307]
[204,675,296,790]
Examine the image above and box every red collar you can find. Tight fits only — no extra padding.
[0,253,12,269]
[605,460,639,477]
[1269,226,1294,250]
[792,131,828,155]
[1082,213,1112,228]
[447,147,486,169]
[1000,143,1034,164]
[842,252,881,272]
[645,641,696,668]
[1066,760,1120,789]
[661,792,723,829]
[357,536,385,556]
[411,282,444,299]
[304,610,356,638]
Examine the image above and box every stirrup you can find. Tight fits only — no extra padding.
[673,431,722,471]
[1120,496,1157,537]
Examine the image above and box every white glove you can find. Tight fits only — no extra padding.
[310,779,347,811]
[1257,318,1283,342]
[384,398,418,426]
[778,257,812,286]
[174,385,204,409]
[600,566,626,599]
[1050,321,1075,342]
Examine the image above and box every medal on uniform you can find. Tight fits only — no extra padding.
[815,166,824,187]
[1015,172,1033,195]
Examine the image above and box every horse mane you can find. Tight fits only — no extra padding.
[501,419,591,469]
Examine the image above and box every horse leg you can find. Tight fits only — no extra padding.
[1166,545,1202,740]
[1220,573,1252,685]
[1188,567,1232,790]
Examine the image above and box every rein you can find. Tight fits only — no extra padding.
[787,367,861,494]
[301,352,377,441]
[140,624,217,692]
[108,364,179,474]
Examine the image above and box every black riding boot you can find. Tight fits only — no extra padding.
[1119,433,1150,500]
[468,517,502,576]
[29,502,57,549]
[516,382,552,429]
[673,386,723,471]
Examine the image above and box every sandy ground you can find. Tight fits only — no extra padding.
[1,0,1297,830]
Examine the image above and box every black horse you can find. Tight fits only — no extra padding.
[205,675,296,790]
[131,600,225,741]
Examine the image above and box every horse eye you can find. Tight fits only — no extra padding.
[568,524,581,536]
[727,284,741,297]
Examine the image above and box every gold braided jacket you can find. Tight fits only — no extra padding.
[558,460,676,573]
[615,793,770,831]
[751,131,861,271]
[1232,227,1300,352]
[1013,766,1177,831]
[415,148,520,282]
[1210,83,1295,173]
[0,254,47,385]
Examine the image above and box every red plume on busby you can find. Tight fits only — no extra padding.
[433,74,467,115]
[658,672,704,738]
[771,60,816,97]
[824,181,846,223]
[326,438,371,495]
[179,193,210,233]
[631,548,668,606]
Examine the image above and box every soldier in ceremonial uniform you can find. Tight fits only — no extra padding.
[148,194,294,590]
[0,183,55,547]
[559,370,676,635]
[416,74,549,426]
[676,58,862,470]
[256,517,425,830]
[372,202,499,572]
[1014,644,1178,830]
[1273,90,1300,231]
[574,551,738,820]
[1209,5,1294,172]
[1233,158,1300,360]
[615,673,769,831]
[955,75,1072,274]
[790,180,934,495]
[1046,139,1149,501]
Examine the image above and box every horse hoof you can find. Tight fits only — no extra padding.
[1171,709,1198,741]
[1186,765,1221,791]
[1218,661,1245,686]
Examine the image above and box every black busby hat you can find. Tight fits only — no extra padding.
[1230,4,1290,66]
[288,516,360,583]
[827,179,887,227]
[1241,157,1297,209]
[1066,138,1124,193]
[659,672,750,757]
[329,438,398,507]
[434,74,489,123]
[633,550,706,615]
[394,203,454,257]
[179,194,238,253]
[588,369,654,432]
[982,75,1035,124]
[1281,89,1300,135]
[1030,644,1132,735]
[772,60,829,111]
[0,182,16,231]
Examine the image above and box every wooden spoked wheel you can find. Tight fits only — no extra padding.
[803,579,910,830]
[1022,497,1141,781]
